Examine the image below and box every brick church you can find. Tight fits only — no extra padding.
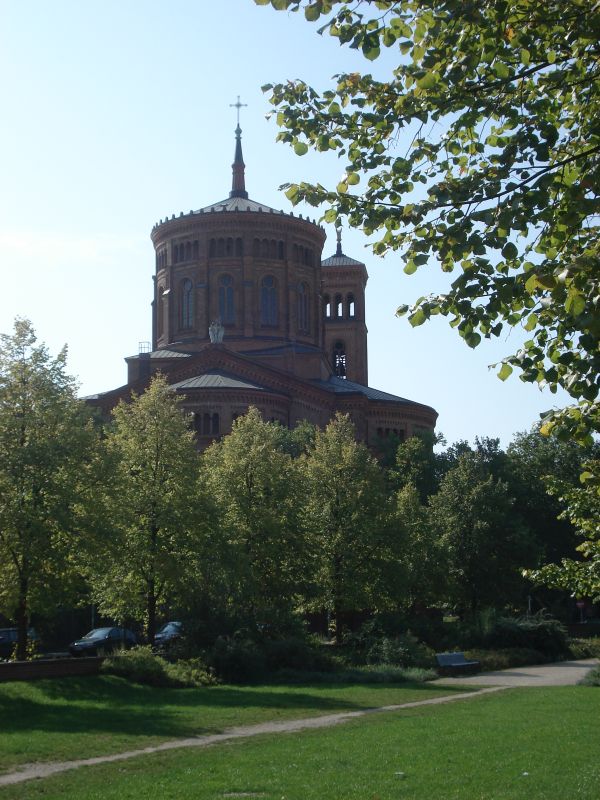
[90,120,437,446]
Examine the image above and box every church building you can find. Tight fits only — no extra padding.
[89,120,437,446]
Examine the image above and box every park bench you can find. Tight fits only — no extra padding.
[435,651,480,676]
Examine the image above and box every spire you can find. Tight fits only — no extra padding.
[229,96,248,199]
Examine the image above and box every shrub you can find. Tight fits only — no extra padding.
[101,646,216,687]
[207,636,266,683]
[484,615,569,657]
[262,636,335,673]
[569,637,600,660]
[366,633,436,669]
[463,647,548,672]
[272,665,437,684]
[579,665,600,686]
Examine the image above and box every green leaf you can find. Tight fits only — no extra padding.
[304,4,321,22]
[409,308,427,327]
[565,291,585,317]
[346,172,360,186]
[501,242,518,260]
[493,61,510,79]
[524,313,538,331]
[498,363,513,381]
[416,73,438,90]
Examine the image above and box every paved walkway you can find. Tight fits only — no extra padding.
[434,657,598,687]
[1,658,597,788]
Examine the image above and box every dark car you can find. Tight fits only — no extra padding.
[0,628,39,660]
[69,627,136,657]
[154,621,183,650]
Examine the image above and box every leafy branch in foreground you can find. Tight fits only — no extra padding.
[257,0,600,445]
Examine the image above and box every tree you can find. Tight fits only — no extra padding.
[87,375,203,644]
[0,319,96,659]
[257,0,600,446]
[428,451,535,614]
[301,413,399,638]
[201,408,308,628]
[526,462,600,601]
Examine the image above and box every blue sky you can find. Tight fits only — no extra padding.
[0,0,569,446]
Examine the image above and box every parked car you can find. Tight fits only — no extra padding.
[69,627,136,657]
[0,628,39,660]
[154,621,183,650]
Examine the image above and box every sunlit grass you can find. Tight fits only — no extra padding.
[1,687,598,799]
[0,675,462,773]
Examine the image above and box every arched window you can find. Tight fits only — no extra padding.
[335,294,343,317]
[293,243,298,261]
[226,238,233,256]
[297,282,309,333]
[218,274,235,324]
[235,237,243,256]
[261,238,269,258]
[253,238,260,257]
[157,285,165,337]
[211,413,220,435]
[209,239,216,257]
[193,240,199,259]
[260,275,278,326]
[173,244,179,264]
[181,278,194,329]
[217,238,225,257]
[347,293,356,318]
[278,240,285,260]
[323,294,331,319]
[203,413,211,435]
[270,239,277,259]
[333,341,347,378]
[185,242,191,260]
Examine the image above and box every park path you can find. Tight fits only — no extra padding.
[0,658,596,788]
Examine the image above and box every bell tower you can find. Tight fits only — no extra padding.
[321,228,368,385]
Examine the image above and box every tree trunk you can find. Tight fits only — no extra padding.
[146,580,157,645]
[15,574,29,661]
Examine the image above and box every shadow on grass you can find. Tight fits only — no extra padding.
[0,676,467,740]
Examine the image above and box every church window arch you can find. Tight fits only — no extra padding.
[157,285,165,337]
[323,294,331,318]
[211,413,220,435]
[217,238,225,257]
[260,275,278,326]
[261,238,269,258]
[297,282,309,333]
[193,240,199,259]
[181,278,194,329]
[270,239,277,259]
[226,238,234,256]
[335,294,343,317]
[185,241,191,260]
[235,237,243,256]
[218,274,235,324]
[209,238,216,257]
[278,240,285,260]
[253,238,260,257]
[333,340,347,378]
[347,293,356,318]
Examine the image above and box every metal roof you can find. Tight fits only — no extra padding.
[196,196,284,215]
[313,376,421,405]
[128,349,191,360]
[321,253,365,267]
[241,343,322,356]
[169,370,272,392]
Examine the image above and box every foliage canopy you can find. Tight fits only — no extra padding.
[257,0,600,445]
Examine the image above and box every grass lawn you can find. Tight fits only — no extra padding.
[0,676,463,773]
[0,687,600,800]
[0,686,598,799]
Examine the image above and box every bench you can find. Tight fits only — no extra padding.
[435,652,480,676]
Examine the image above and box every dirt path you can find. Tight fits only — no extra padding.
[434,657,598,687]
[0,686,509,787]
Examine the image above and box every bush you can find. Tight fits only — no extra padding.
[365,633,436,669]
[464,647,548,672]
[207,636,266,683]
[101,646,217,687]
[569,637,600,660]
[484,615,569,657]
[579,665,600,686]
[272,665,437,684]
[262,636,335,673]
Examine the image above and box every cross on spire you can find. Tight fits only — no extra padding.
[230,95,248,127]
